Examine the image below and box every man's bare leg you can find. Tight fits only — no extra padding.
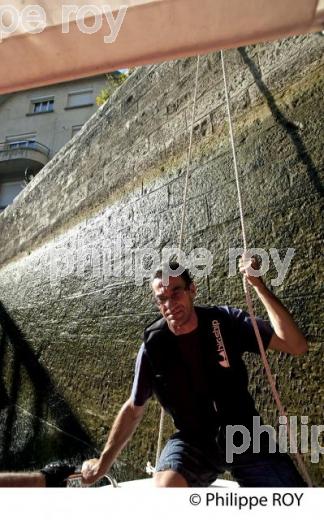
[154,470,188,487]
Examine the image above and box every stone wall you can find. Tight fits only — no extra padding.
[0,33,323,484]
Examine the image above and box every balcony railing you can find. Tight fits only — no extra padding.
[0,140,50,157]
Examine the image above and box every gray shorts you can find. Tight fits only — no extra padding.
[155,433,306,487]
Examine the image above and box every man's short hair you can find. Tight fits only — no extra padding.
[152,262,193,287]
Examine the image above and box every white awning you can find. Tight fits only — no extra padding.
[0,0,323,94]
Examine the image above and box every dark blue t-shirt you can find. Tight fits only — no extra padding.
[131,306,273,407]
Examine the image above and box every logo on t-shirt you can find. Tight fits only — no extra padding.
[212,320,230,368]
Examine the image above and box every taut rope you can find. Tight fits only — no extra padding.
[153,50,313,487]
[154,55,201,468]
[220,49,313,487]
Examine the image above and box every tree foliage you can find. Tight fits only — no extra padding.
[96,72,129,106]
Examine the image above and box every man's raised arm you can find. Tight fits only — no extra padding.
[253,283,308,355]
[240,256,308,356]
[81,398,146,485]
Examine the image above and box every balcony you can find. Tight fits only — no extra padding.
[0,140,50,177]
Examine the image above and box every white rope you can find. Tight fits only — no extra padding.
[178,55,201,251]
[220,49,313,487]
[154,406,166,468]
[154,55,201,469]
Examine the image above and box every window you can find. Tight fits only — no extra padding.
[8,140,36,149]
[3,134,49,157]
[71,124,84,137]
[6,133,36,143]
[5,134,36,150]
[66,90,93,109]
[0,181,24,209]
[33,99,54,113]
[28,98,54,115]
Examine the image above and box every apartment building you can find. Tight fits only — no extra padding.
[0,74,109,210]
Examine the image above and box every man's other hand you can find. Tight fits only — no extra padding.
[239,254,264,289]
[81,458,106,486]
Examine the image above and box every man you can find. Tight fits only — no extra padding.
[82,259,308,487]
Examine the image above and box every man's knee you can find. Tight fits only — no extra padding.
[153,469,188,487]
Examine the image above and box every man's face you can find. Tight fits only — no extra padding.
[152,275,196,329]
